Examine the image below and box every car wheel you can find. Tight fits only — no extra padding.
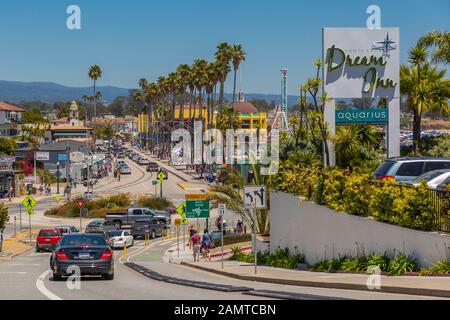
[35,245,40,253]
[104,273,114,280]
[114,221,122,229]
[52,272,62,281]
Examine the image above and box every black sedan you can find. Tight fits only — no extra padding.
[50,234,114,281]
[146,162,159,172]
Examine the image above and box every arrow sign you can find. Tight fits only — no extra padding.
[244,186,266,209]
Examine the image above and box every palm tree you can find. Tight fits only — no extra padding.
[176,64,190,128]
[419,30,450,65]
[230,44,246,102]
[192,59,209,123]
[88,64,102,122]
[334,125,383,168]
[209,163,271,234]
[401,61,450,154]
[215,42,233,108]
[216,105,241,133]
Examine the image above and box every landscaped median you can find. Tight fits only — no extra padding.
[179,253,450,298]
[0,229,39,259]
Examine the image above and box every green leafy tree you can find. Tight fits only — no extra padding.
[419,30,450,65]
[0,138,18,155]
[216,105,241,132]
[215,42,233,108]
[23,107,48,124]
[400,60,450,155]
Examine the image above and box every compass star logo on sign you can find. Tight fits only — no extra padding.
[372,32,397,57]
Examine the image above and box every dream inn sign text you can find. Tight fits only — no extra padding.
[323,28,400,166]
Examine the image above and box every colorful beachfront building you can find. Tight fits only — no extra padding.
[137,99,267,143]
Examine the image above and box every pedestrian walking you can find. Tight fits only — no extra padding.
[201,229,213,261]
[190,230,201,262]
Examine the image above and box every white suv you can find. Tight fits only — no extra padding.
[374,157,450,182]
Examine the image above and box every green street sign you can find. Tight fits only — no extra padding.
[152,180,158,186]
[186,200,210,219]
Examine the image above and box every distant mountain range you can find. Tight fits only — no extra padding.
[0,80,300,107]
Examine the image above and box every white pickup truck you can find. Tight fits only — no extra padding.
[105,207,171,229]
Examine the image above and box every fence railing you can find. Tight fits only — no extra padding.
[426,188,450,233]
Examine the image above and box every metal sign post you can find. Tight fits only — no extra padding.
[219,204,226,269]
[243,186,267,275]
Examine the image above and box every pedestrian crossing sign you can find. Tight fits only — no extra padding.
[176,201,188,223]
[22,195,37,210]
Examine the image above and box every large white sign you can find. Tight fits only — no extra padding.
[35,152,50,161]
[323,28,400,99]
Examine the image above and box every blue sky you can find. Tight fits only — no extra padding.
[0,0,449,95]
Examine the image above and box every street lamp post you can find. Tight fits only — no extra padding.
[56,162,60,194]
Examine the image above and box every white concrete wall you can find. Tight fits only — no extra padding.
[270,192,450,268]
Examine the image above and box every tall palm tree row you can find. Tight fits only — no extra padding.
[132,43,245,158]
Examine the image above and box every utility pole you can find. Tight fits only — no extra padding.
[56,162,60,195]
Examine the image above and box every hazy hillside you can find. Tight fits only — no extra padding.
[0,80,300,107]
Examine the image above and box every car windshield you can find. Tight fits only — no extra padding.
[39,230,58,237]
[108,231,123,237]
[411,171,445,183]
[89,221,102,226]
[374,162,395,176]
[60,235,107,246]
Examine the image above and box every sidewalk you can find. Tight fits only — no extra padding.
[1,173,114,207]
[166,244,450,298]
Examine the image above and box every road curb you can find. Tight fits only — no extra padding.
[123,262,252,292]
[180,262,450,298]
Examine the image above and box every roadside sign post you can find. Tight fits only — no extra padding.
[157,171,166,198]
[22,195,37,245]
[152,180,158,196]
[174,219,181,257]
[244,186,267,275]
[19,204,22,231]
[75,199,86,232]
[219,204,226,269]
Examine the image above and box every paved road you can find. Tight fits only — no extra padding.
[1,234,444,300]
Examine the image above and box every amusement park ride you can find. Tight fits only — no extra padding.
[271,68,291,133]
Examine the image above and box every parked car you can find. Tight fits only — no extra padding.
[374,157,450,182]
[131,218,166,239]
[50,233,114,281]
[119,165,131,175]
[146,162,159,172]
[107,230,134,249]
[85,220,118,234]
[105,206,171,229]
[117,160,126,167]
[132,155,141,162]
[36,228,63,252]
[138,158,151,165]
[403,169,450,190]
[55,226,79,235]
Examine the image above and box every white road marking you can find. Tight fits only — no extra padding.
[0,271,27,274]
[10,264,41,266]
[36,270,62,301]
